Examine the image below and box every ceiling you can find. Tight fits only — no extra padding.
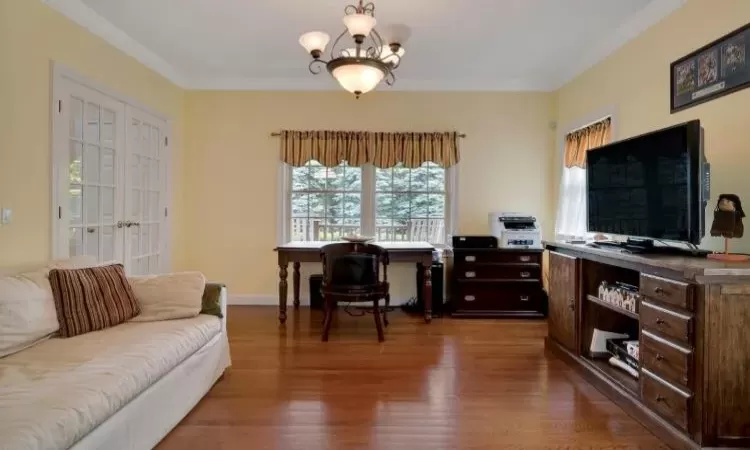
[45,0,686,91]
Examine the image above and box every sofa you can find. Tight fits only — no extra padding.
[0,256,231,450]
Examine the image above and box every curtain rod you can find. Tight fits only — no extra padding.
[566,116,611,135]
[270,131,467,138]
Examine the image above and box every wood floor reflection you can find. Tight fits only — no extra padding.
[156,306,666,450]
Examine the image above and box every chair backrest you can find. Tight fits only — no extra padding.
[320,242,389,288]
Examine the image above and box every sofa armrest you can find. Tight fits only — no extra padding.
[218,284,227,333]
[203,283,228,333]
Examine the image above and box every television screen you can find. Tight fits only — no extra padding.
[586,121,703,244]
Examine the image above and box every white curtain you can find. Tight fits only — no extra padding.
[555,166,587,239]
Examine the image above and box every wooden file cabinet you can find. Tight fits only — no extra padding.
[450,248,545,318]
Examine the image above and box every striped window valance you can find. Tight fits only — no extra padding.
[563,117,612,169]
[280,130,461,168]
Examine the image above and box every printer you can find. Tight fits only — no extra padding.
[489,212,542,249]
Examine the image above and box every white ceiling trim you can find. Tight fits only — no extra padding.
[42,0,686,92]
[550,0,687,89]
[42,0,190,87]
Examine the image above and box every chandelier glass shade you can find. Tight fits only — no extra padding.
[299,1,404,98]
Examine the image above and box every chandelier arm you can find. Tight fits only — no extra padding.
[384,68,396,86]
[308,59,328,75]
[329,29,349,60]
[362,2,375,16]
[371,28,386,54]
[386,52,402,69]
[344,1,375,16]
[363,28,385,59]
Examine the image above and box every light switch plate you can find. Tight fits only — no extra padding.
[1,208,12,225]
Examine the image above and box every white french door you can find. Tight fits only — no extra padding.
[125,109,168,276]
[53,70,170,275]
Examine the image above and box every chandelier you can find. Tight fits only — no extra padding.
[298,0,405,98]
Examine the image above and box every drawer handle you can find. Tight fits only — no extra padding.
[654,287,665,295]
[465,256,476,262]
[519,256,531,262]
[655,395,666,403]
[465,271,476,278]
[567,299,575,311]
[464,295,476,302]
[656,318,666,325]
[520,271,531,278]
[655,354,664,361]
[520,295,529,302]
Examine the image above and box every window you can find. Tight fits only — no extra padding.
[555,116,612,240]
[290,161,362,241]
[375,162,445,242]
[555,166,587,239]
[285,161,455,244]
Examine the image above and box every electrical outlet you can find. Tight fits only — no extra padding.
[1,208,12,225]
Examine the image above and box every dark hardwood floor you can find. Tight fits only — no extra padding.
[157,306,666,450]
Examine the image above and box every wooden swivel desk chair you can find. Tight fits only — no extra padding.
[320,242,390,342]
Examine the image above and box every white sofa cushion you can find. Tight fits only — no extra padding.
[128,272,206,322]
[0,255,114,358]
[0,315,221,450]
[0,270,59,358]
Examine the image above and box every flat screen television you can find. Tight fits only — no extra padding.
[586,120,709,245]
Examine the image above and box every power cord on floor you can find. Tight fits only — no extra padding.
[343,302,398,317]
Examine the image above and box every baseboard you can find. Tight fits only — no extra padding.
[228,294,413,307]
[228,295,300,306]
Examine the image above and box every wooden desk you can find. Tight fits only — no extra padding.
[274,241,436,325]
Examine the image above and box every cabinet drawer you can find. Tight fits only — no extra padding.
[454,265,540,281]
[641,330,692,389]
[454,283,542,312]
[642,368,692,431]
[641,300,692,344]
[640,274,691,311]
[454,251,541,265]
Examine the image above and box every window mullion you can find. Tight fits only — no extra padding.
[361,163,375,236]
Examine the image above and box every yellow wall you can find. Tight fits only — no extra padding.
[13,0,748,301]
[555,0,750,252]
[0,0,185,268]
[184,91,555,299]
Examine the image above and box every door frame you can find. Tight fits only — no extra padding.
[51,62,173,271]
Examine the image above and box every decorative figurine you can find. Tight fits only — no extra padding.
[707,194,748,262]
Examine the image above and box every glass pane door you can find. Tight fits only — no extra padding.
[125,108,167,275]
[62,83,125,263]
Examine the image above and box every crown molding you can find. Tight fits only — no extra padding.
[42,0,190,88]
[42,0,686,93]
[551,0,687,90]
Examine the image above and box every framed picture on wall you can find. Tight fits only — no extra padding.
[671,22,750,113]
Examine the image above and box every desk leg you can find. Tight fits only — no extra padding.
[279,262,288,324]
[293,262,301,308]
[423,262,433,323]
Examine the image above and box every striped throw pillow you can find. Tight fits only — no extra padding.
[49,264,141,338]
